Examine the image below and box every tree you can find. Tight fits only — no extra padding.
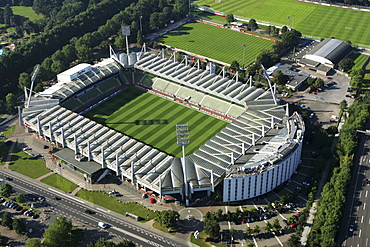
[340,100,348,112]
[119,240,135,247]
[2,211,13,229]
[16,193,25,203]
[43,216,73,247]
[273,218,281,230]
[87,238,117,247]
[137,30,144,46]
[230,60,240,73]
[4,5,13,25]
[173,0,188,19]
[75,44,93,63]
[154,210,179,229]
[264,221,273,233]
[226,13,234,24]
[281,26,288,34]
[0,182,13,197]
[18,72,31,91]
[249,19,258,31]
[272,70,288,85]
[149,12,161,30]
[253,225,260,236]
[230,228,235,238]
[338,57,354,72]
[12,218,25,234]
[204,218,220,239]
[216,209,223,220]
[26,238,42,247]
[245,227,253,238]
[287,234,300,247]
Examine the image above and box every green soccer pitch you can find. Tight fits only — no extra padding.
[83,87,229,157]
[156,21,275,65]
[193,0,370,47]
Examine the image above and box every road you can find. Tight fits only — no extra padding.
[340,131,370,247]
[0,169,186,247]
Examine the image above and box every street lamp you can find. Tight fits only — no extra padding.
[287,16,290,29]
[242,44,246,68]
[139,16,143,33]
[176,123,190,206]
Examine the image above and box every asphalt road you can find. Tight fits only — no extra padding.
[340,131,370,247]
[0,169,186,247]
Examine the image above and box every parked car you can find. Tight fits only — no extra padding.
[349,224,354,232]
[52,196,61,200]
[290,223,298,228]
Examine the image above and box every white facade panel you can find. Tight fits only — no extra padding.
[223,141,303,202]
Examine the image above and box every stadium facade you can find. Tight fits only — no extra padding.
[20,50,304,203]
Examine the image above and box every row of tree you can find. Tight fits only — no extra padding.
[25,217,135,247]
[307,91,370,246]
[0,0,136,102]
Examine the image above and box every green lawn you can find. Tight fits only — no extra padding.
[84,87,228,157]
[193,0,370,47]
[76,189,156,221]
[2,6,43,22]
[8,147,50,179]
[2,125,15,136]
[41,174,78,193]
[156,21,274,65]
[352,54,369,70]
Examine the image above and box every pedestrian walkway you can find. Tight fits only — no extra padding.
[35,171,55,181]
[71,186,82,196]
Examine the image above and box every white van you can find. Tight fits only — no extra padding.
[98,222,108,229]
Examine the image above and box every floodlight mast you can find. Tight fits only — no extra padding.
[176,123,190,206]
[26,64,40,108]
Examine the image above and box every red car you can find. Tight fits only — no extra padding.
[290,223,298,228]
[326,76,333,79]
[310,91,317,94]
[241,218,247,223]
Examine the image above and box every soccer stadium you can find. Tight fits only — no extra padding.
[19,48,304,203]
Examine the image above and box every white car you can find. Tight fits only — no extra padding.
[98,222,108,229]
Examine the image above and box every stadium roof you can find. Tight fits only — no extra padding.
[40,59,121,99]
[302,38,352,66]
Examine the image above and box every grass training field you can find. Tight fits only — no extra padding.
[156,21,274,65]
[84,87,228,157]
[11,6,42,21]
[352,54,369,70]
[193,0,370,47]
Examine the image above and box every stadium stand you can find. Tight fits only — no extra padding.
[21,52,305,203]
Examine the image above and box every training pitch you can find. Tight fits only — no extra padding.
[156,21,275,65]
[193,0,370,47]
[83,87,229,157]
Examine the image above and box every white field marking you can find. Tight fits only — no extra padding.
[362,216,364,224]
[48,188,85,204]
[364,203,366,211]
[366,191,368,198]
[359,229,362,238]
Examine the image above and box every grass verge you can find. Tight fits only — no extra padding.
[2,125,15,136]
[152,221,176,235]
[41,174,78,193]
[76,189,156,221]
[7,147,50,178]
